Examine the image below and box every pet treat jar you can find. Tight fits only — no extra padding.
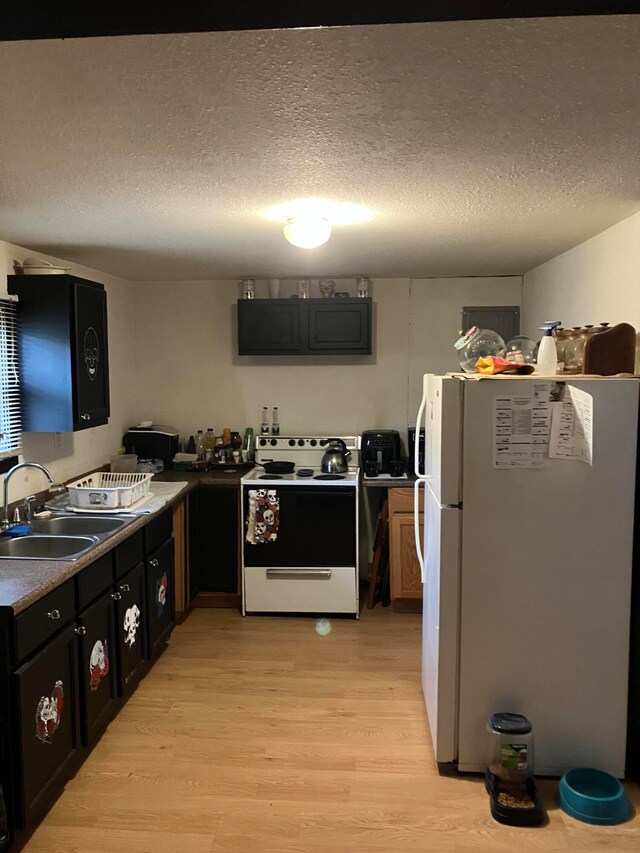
[487,712,534,782]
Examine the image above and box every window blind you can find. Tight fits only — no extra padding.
[0,299,21,459]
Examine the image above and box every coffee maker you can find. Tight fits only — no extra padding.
[361,430,402,475]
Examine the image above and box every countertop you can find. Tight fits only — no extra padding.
[0,467,249,615]
[361,472,417,489]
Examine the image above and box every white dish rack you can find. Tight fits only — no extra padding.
[66,471,153,509]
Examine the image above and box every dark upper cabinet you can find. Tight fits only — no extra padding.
[307,300,371,353]
[237,298,372,355]
[189,488,239,597]
[8,274,110,432]
[237,300,301,354]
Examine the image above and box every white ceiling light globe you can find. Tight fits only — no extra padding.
[283,216,331,249]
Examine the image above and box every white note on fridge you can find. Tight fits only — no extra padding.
[549,385,593,465]
[493,382,552,469]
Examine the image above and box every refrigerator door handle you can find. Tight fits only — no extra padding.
[414,393,426,477]
[414,479,426,582]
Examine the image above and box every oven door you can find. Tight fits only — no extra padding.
[242,485,356,568]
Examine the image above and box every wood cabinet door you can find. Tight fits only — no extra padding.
[77,590,119,747]
[390,513,424,600]
[237,300,302,354]
[72,279,110,428]
[145,537,175,658]
[114,563,147,696]
[14,625,80,829]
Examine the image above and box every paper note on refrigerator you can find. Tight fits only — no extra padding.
[494,383,552,468]
[549,385,593,465]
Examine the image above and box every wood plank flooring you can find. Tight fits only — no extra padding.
[21,607,640,852]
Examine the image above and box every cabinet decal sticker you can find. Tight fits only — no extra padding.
[123,604,141,648]
[35,680,64,744]
[83,326,100,381]
[156,572,168,616]
[89,639,110,691]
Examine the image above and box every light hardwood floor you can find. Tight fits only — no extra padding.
[22,607,640,852]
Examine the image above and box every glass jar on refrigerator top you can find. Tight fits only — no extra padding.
[487,712,534,782]
[454,327,506,373]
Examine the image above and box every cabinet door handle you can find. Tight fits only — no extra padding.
[119,583,130,592]
[47,609,61,620]
[149,558,159,567]
[81,413,91,421]
[74,626,87,636]
[111,592,122,600]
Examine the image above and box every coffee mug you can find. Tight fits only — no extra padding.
[389,459,405,478]
[364,461,379,478]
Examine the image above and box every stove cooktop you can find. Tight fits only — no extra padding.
[242,466,360,487]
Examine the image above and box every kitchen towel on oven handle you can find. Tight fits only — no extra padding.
[245,489,280,544]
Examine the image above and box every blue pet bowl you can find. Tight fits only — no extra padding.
[558,768,630,825]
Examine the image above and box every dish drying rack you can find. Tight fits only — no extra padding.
[66,471,152,509]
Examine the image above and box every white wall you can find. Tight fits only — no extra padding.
[408,277,523,419]
[0,241,137,504]
[132,278,411,441]
[522,211,640,337]
[132,276,523,448]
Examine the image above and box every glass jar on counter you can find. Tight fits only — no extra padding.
[487,712,534,782]
[242,278,255,299]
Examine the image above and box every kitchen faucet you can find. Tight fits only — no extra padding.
[2,462,56,531]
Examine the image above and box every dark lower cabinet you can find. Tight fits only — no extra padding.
[1,509,179,848]
[145,538,175,658]
[77,591,119,747]
[113,563,147,697]
[13,625,80,828]
[189,488,239,597]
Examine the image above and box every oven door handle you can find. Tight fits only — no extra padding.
[266,568,333,580]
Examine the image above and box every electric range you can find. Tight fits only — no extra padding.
[241,435,360,617]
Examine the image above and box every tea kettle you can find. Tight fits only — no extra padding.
[321,439,351,474]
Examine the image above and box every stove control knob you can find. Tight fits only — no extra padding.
[288,439,296,446]
[270,438,277,446]
[320,439,327,446]
[298,439,305,446]
[310,439,317,446]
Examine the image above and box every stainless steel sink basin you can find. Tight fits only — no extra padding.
[0,535,98,560]
[31,515,128,536]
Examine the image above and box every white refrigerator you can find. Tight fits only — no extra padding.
[413,373,638,777]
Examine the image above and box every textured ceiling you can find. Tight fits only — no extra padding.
[0,16,639,281]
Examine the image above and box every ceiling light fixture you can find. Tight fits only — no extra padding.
[283,215,332,249]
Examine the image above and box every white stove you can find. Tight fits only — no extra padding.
[241,435,360,618]
[241,435,360,487]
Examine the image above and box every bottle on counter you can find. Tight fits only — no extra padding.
[272,407,280,436]
[204,428,216,460]
[186,435,196,454]
[261,407,269,435]
[195,430,206,461]
[242,428,254,462]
